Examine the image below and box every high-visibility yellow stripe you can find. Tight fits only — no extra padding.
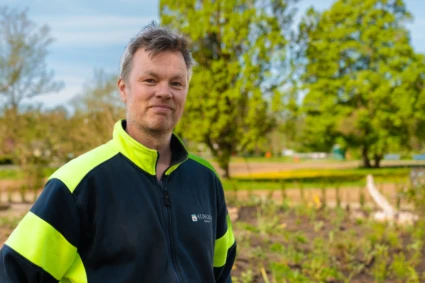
[112,120,158,176]
[213,215,235,267]
[5,212,77,280]
[188,154,220,178]
[165,156,188,175]
[60,253,87,283]
[50,141,119,192]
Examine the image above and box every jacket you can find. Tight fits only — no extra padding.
[0,120,236,283]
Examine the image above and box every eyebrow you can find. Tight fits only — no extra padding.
[171,73,186,80]
[141,71,160,79]
[140,71,186,81]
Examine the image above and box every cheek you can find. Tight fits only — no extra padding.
[176,91,187,106]
[175,95,187,118]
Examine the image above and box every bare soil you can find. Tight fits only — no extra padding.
[232,205,424,282]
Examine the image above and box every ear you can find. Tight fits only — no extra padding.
[118,78,127,104]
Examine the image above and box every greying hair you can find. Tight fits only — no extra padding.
[120,22,193,82]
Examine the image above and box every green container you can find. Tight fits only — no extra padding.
[332,145,345,160]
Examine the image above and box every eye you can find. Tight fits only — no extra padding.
[171,82,183,87]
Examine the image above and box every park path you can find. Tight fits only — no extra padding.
[211,160,425,177]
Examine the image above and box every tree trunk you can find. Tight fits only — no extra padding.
[217,146,232,179]
[204,137,232,179]
[362,145,371,168]
[221,162,230,179]
[373,154,382,168]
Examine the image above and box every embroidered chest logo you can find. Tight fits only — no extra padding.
[191,214,212,223]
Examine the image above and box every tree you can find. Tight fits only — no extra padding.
[160,0,297,177]
[0,105,73,201]
[0,7,63,111]
[70,69,125,154]
[297,0,425,167]
[0,7,64,198]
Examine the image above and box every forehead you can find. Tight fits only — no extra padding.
[132,48,187,75]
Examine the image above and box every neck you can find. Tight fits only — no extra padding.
[126,121,172,156]
[125,121,173,180]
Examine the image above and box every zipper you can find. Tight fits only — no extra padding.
[154,144,188,283]
[158,179,182,283]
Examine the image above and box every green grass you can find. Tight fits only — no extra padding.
[0,167,56,180]
[229,156,295,163]
[0,169,23,180]
[0,216,22,229]
[225,157,425,164]
[223,167,411,191]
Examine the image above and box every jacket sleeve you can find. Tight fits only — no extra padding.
[213,179,236,283]
[0,178,81,283]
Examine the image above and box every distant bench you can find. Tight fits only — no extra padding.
[413,154,425,161]
[383,154,425,161]
[384,154,400,160]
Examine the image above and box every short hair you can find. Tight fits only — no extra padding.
[120,22,193,83]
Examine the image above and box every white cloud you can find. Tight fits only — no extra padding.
[30,75,86,108]
[34,15,158,47]
[30,85,81,109]
[52,30,140,47]
[35,15,157,30]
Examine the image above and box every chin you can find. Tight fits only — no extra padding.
[146,123,174,134]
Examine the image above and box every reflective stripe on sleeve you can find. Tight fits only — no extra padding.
[213,215,235,267]
[5,211,78,280]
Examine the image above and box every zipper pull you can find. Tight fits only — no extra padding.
[164,191,171,207]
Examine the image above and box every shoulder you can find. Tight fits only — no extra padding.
[187,153,220,180]
[49,141,120,193]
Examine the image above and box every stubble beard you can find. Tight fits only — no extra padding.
[131,114,174,142]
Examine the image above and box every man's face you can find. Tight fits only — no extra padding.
[118,48,189,136]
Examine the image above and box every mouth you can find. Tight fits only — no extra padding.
[150,105,174,110]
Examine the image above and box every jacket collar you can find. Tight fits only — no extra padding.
[112,120,188,176]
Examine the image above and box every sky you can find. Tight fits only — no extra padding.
[2,0,425,109]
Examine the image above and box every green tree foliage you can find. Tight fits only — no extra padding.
[297,0,425,167]
[160,0,296,177]
[0,7,63,111]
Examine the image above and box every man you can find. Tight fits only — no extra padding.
[0,23,236,283]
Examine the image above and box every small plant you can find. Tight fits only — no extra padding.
[390,253,410,280]
[407,239,423,267]
[296,234,308,245]
[252,246,266,260]
[372,244,389,282]
[270,262,310,282]
[234,269,254,283]
[314,220,324,232]
[270,242,285,253]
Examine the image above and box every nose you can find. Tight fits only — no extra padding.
[155,82,172,99]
